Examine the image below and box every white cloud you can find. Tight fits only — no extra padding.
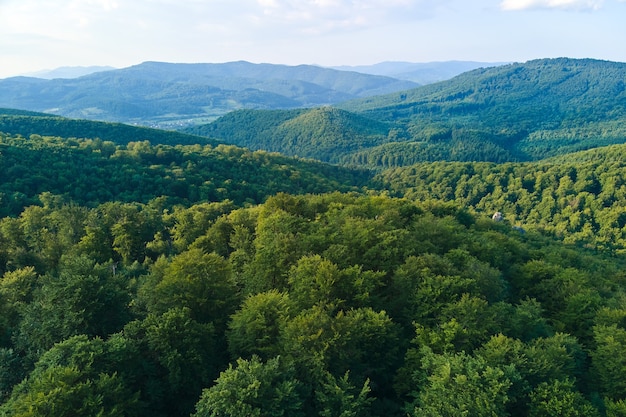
[0,0,438,46]
[0,0,121,37]
[251,0,440,34]
[500,0,604,11]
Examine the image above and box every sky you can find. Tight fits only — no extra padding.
[1,0,625,78]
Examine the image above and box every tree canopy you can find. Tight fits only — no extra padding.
[1,191,625,416]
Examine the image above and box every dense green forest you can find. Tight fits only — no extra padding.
[376,144,626,252]
[1,56,626,416]
[190,58,626,167]
[1,129,626,416]
[0,131,368,216]
[348,58,626,163]
[3,189,626,417]
[0,110,220,147]
[186,107,394,164]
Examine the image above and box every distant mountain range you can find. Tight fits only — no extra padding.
[330,61,508,84]
[0,61,418,128]
[2,58,625,168]
[24,66,116,79]
[0,60,507,129]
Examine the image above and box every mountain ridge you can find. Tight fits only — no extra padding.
[330,60,508,84]
[24,65,117,79]
[0,108,370,215]
[191,58,626,167]
[0,61,417,128]
[0,109,221,147]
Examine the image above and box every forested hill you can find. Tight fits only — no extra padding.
[185,107,393,163]
[340,58,626,132]
[193,58,626,167]
[342,58,626,160]
[0,108,50,117]
[0,129,370,217]
[0,61,417,128]
[0,109,220,147]
[4,87,626,416]
[375,143,626,252]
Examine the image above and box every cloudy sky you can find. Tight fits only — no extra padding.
[1,0,625,78]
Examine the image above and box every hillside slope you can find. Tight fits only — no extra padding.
[0,110,370,215]
[186,107,392,163]
[376,143,626,251]
[342,58,626,161]
[0,109,222,147]
[195,58,626,167]
[0,61,417,128]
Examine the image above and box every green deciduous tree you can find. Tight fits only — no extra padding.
[591,324,626,400]
[1,335,141,417]
[142,248,239,327]
[227,290,293,360]
[315,371,373,417]
[281,305,401,404]
[245,208,309,293]
[1,366,139,417]
[408,347,514,417]
[0,267,38,345]
[528,378,600,417]
[193,355,304,417]
[122,307,220,416]
[14,255,130,358]
[287,254,385,311]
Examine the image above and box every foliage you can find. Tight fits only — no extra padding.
[187,107,392,164]
[193,355,305,417]
[13,255,130,359]
[0,190,622,416]
[377,144,626,252]
[528,378,600,417]
[190,58,626,167]
[407,347,514,417]
[2,99,626,416]
[0,335,141,417]
[141,249,239,327]
[0,132,369,216]
[0,112,220,146]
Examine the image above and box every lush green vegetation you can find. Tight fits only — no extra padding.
[0,126,625,416]
[186,107,393,164]
[194,58,626,167]
[1,56,626,416]
[349,58,626,164]
[376,143,626,252]
[0,132,369,216]
[2,190,626,417]
[0,111,220,146]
